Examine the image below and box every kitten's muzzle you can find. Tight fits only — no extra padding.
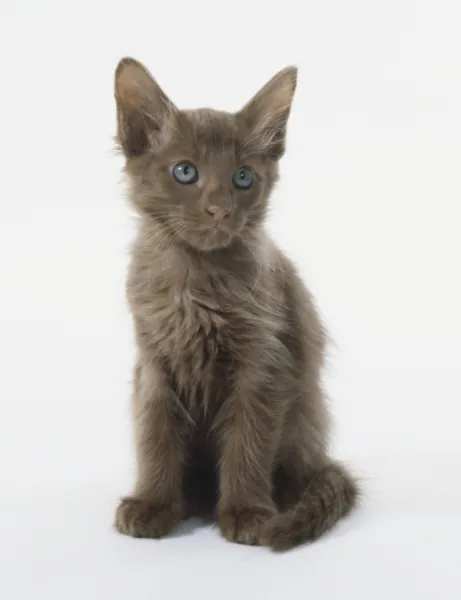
[205,205,231,225]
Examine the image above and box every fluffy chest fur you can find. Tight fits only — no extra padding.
[128,236,283,412]
[149,280,232,370]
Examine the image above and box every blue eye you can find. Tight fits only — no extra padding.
[232,167,254,189]
[172,162,198,184]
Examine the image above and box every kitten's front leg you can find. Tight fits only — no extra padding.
[115,361,186,539]
[216,374,280,546]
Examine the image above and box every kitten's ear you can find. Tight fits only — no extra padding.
[239,66,298,159]
[114,57,177,158]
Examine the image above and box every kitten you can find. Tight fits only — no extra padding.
[113,57,359,551]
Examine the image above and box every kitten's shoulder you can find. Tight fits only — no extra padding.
[262,231,299,282]
[265,231,327,348]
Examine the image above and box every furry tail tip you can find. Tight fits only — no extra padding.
[262,461,360,551]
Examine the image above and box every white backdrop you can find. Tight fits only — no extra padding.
[1,1,460,599]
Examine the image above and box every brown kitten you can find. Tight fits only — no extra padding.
[113,57,359,551]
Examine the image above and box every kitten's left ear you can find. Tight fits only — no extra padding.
[114,57,177,158]
[238,66,298,159]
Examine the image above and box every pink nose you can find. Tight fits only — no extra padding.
[205,205,231,223]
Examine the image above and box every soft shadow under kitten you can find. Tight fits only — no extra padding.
[113,57,359,551]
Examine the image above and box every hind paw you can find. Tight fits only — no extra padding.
[261,514,303,551]
[218,506,275,546]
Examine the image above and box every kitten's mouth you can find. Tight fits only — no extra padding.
[208,225,227,237]
[199,225,232,249]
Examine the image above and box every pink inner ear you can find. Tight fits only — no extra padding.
[118,88,143,110]
[116,64,177,131]
[242,67,297,129]
[116,71,149,108]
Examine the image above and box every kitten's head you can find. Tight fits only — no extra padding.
[115,58,297,251]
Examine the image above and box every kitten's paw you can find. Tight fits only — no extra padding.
[218,506,276,546]
[114,496,183,539]
[260,513,301,551]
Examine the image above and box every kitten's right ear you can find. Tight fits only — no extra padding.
[114,58,176,158]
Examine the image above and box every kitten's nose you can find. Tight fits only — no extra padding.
[205,205,231,224]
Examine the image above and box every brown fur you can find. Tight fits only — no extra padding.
[113,57,359,551]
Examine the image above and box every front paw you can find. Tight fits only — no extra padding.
[218,505,276,546]
[114,496,183,539]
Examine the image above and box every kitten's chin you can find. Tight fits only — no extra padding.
[185,227,235,252]
[200,231,234,252]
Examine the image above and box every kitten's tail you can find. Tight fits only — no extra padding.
[262,461,360,551]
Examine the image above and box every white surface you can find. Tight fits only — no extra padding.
[2,456,461,600]
[1,1,461,598]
